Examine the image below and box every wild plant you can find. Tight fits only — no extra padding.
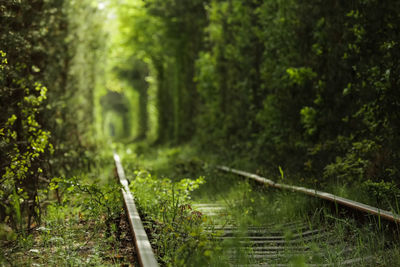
[129,170,222,265]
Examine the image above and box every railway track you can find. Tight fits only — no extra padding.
[113,153,399,266]
[194,203,375,266]
[114,152,159,267]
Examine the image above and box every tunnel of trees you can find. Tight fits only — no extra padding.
[117,0,400,189]
[101,90,131,139]
[1,0,400,258]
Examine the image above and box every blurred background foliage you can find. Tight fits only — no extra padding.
[112,0,400,206]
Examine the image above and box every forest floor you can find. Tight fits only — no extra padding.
[0,155,138,267]
[1,204,136,266]
[2,142,400,266]
[118,142,400,266]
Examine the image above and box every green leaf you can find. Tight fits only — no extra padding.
[278,166,284,180]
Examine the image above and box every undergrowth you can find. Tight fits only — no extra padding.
[0,154,135,266]
[125,165,227,266]
[122,143,400,266]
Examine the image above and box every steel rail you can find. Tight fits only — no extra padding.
[217,165,400,224]
[114,152,159,267]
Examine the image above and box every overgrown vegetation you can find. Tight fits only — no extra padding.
[2,0,400,265]
[0,1,128,265]
[1,153,135,266]
[113,0,400,211]
[0,0,107,235]
[125,165,217,266]
[121,146,400,265]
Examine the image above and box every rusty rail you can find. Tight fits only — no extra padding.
[114,152,159,267]
[217,165,400,224]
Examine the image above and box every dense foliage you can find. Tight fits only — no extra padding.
[128,169,220,266]
[2,0,400,245]
[116,0,400,204]
[0,0,106,232]
[116,0,208,143]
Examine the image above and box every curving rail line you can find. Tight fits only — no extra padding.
[111,153,397,266]
[113,152,159,267]
[217,165,400,224]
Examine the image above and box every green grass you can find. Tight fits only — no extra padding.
[213,182,400,266]
[1,202,136,266]
[0,150,136,267]
[118,142,400,266]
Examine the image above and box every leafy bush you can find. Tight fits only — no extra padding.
[0,51,52,233]
[129,170,218,265]
[49,175,123,238]
[0,0,107,234]
[362,180,400,210]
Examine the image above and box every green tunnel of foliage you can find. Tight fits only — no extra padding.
[117,0,400,198]
[2,0,400,233]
